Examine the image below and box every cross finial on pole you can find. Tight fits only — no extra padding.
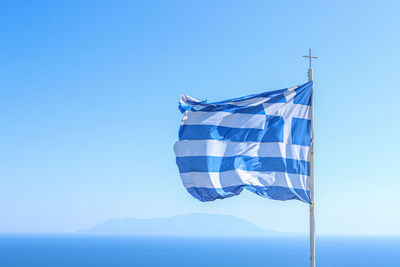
[303,48,318,82]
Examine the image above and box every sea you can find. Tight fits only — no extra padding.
[0,235,399,267]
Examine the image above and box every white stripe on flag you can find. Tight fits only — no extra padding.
[263,102,311,120]
[224,97,271,107]
[174,140,310,161]
[180,170,309,191]
[182,111,266,129]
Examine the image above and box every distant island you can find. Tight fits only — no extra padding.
[78,213,287,236]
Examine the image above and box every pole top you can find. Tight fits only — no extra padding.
[303,48,318,82]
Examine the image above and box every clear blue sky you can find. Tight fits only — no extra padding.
[1,0,399,235]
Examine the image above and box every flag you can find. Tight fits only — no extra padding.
[174,82,313,203]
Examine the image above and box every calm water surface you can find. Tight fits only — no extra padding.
[0,235,399,266]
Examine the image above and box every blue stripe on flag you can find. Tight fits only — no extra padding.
[294,82,313,106]
[291,118,312,146]
[179,115,284,143]
[200,88,288,105]
[194,104,266,114]
[186,185,311,203]
[178,82,313,114]
[178,88,293,114]
[176,156,310,175]
[179,98,287,114]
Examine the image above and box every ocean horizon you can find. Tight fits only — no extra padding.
[1,234,399,266]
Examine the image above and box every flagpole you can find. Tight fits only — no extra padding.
[309,69,315,267]
[303,48,317,267]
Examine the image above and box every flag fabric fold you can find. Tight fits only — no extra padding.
[174,82,313,203]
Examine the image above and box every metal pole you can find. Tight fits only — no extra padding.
[309,71,315,267]
[306,48,316,267]
[303,48,317,267]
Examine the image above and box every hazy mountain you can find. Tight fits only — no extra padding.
[79,213,283,236]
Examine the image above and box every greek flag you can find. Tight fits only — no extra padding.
[174,82,313,203]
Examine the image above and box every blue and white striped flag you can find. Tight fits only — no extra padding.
[174,82,313,203]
